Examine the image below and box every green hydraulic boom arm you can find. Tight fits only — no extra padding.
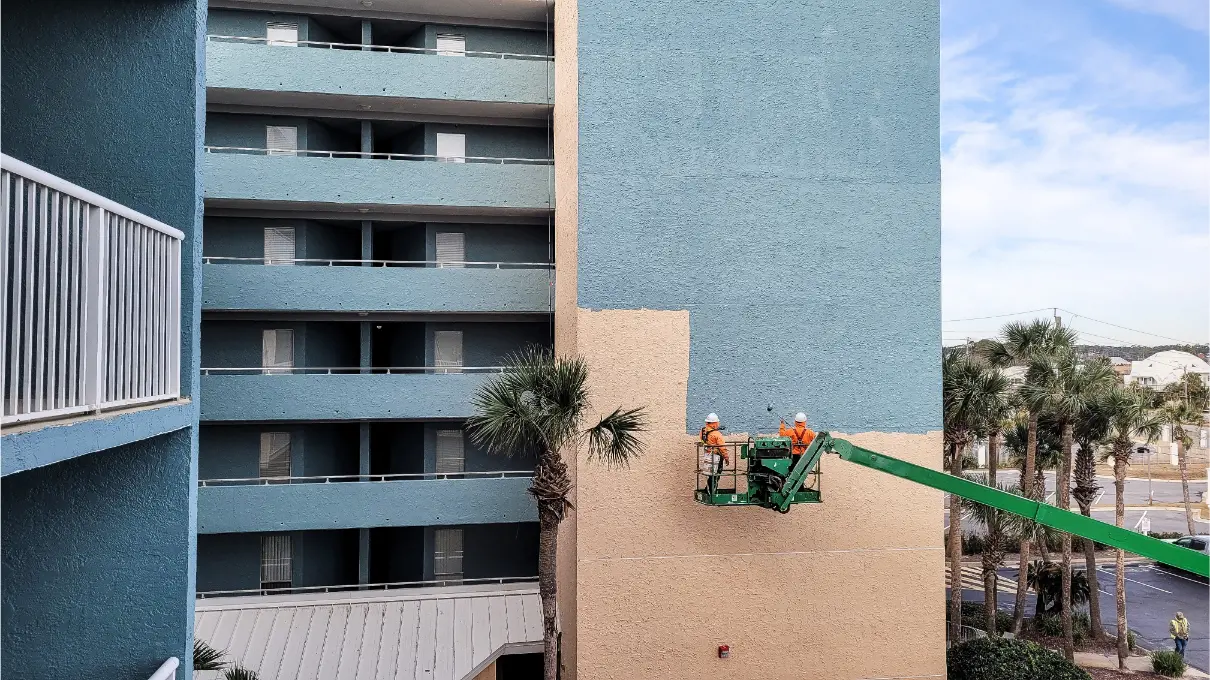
[814,433,1209,578]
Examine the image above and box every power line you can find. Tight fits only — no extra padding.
[942,307,1053,323]
[1059,308,1203,346]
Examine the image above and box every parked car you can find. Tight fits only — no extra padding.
[1160,535,1210,581]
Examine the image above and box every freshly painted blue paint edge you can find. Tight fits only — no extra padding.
[203,264,553,313]
[1,401,197,477]
[197,477,537,532]
[200,373,491,421]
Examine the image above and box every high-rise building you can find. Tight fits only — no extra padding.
[2,0,940,677]
[1,1,206,678]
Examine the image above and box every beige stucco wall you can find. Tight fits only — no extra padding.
[569,308,946,680]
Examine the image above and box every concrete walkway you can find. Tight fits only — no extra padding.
[1075,651,1209,677]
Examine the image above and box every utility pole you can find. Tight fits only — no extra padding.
[1053,307,1062,328]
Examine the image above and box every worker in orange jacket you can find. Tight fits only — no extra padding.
[779,412,817,464]
[700,413,728,495]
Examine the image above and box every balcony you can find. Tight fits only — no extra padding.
[196,471,536,533]
[203,147,552,214]
[202,258,552,313]
[1,154,183,427]
[206,36,553,117]
[199,367,499,421]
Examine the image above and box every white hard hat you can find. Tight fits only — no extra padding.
[795,412,807,423]
[705,413,719,423]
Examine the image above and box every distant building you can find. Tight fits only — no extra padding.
[1109,356,1132,378]
[1124,351,1210,389]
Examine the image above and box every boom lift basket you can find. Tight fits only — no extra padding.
[694,436,822,509]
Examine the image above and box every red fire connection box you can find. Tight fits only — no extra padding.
[718,644,730,659]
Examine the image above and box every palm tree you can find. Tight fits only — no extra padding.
[1073,398,1112,640]
[1020,352,1116,659]
[982,319,1077,634]
[961,473,1024,635]
[194,639,228,672]
[1098,386,1163,669]
[1159,400,1202,535]
[1005,417,1064,562]
[943,349,1009,641]
[467,347,648,680]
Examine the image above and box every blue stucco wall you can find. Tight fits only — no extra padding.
[197,476,536,532]
[206,113,359,152]
[207,9,320,41]
[207,40,553,106]
[577,0,941,434]
[199,423,361,479]
[200,373,492,420]
[422,424,536,474]
[203,263,553,312]
[422,24,551,56]
[204,152,553,210]
[424,223,551,263]
[203,217,361,260]
[201,320,360,368]
[2,430,195,679]
[419,124,550,160]
[195,530,359,592]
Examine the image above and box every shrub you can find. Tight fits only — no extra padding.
[1034,614,1064,637]
[1149,531,1185,540]
[1152,650,1187,677]
[1127,630,1137,651]
[947,637,1091,680]
[946,601,1013,633]
[942,531,989,556]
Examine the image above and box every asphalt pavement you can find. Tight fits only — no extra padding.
[950,563,1210,673]
[945,507,1210,535]
[990,470,1206,507]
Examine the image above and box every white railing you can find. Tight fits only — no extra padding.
[203,145,552,165]
[199,470,534,486]
[147,657,179,680]
[206,34,553,61]
[1,155,183,426]
[196,575,537,599]
[200,366,504,375]
[202,256,553,269]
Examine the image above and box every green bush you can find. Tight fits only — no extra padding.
[1127,630,1137,651]
[1034,614,1064,637]
[943,531,990,556]
[1152,650,1187,677]
[946,601,1013,633]
[1148,531,1185,540]
[947,637,1091,680]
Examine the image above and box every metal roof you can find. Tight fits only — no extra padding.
[195,583,543,680]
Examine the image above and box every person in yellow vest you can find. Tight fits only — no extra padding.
[700,413,728,495]
[1170,611,1189,657]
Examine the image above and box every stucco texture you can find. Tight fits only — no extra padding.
[576,0,941,435]
[570,309,944,680]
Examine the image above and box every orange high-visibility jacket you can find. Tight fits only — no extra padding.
[700,424,729,463]
[779,422,817,455]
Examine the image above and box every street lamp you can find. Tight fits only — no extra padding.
[1136,445,1153,505]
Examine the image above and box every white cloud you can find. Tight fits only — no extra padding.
[941,34,1210,345]
[1104,0,1210,33]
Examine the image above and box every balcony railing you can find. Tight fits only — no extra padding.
[206,34,553,62]
[200,366,505,376]
[203,146,552,166]
[1,155,183,426]
[203,256,553,269]
[147,658,179,680]
[199,470,534,486]
[196,575,537,599]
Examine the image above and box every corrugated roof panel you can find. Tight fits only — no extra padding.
[194,583,541,680]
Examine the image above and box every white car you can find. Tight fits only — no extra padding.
[1172,535,1210,554]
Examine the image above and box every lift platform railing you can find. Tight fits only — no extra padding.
[694,439,822,507]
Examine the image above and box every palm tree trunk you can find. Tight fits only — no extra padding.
[984,431,1001,632]
[1073,439,1106,640]
[982,548,998,635]
[1058,422,1075,661]
[949,441,965,643]
[1177,440,1196,535]
[1114,443,1129,670]
[1012,415,1039,634]
[538,509,559,680]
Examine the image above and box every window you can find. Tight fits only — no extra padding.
[435,133,466,163]
[260,432,292,478]
[1190,539,1207,552]
[435,232,465,268]
[266,22,299,47]
[266,125,298,156]
[262,329,295,374]
[261,534,293,589]
[433,528,464,580]
[436,33,465,56]
[436,429,465,474]
[1176,538,1192,548]
[264,226,296,264]
[433,330,463,374]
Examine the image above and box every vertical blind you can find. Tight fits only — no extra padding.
[263,226,295,265]
[436,429,465,473]
[435,232,465,267]
[261,534,293,587]
[259,432,292,478]
[262,329,294,374]
[433,528,464,579]
[434,330,462,373]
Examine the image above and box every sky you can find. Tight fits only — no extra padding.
[940,0,1210,348]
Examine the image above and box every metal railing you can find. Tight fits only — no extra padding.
[196,575,537,599]
[200,366,504,376]
[199,470,534,486]
[147,657,179,680]
[1,155,183,426]
[202,256,553,269]
[206,34,553,61]
[204,145,552,166]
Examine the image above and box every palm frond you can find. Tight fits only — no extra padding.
[585,407,648,468]
[224,667,260,680]
[193,639,228,671]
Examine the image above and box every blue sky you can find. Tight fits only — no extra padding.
[940,0,1209,347]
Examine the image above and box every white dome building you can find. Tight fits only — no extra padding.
[1124,350,1210,389]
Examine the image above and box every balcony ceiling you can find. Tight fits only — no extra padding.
[207,89,551,124]
[213,0,553,29]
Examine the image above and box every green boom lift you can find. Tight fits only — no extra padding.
[696,432,1210,578]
